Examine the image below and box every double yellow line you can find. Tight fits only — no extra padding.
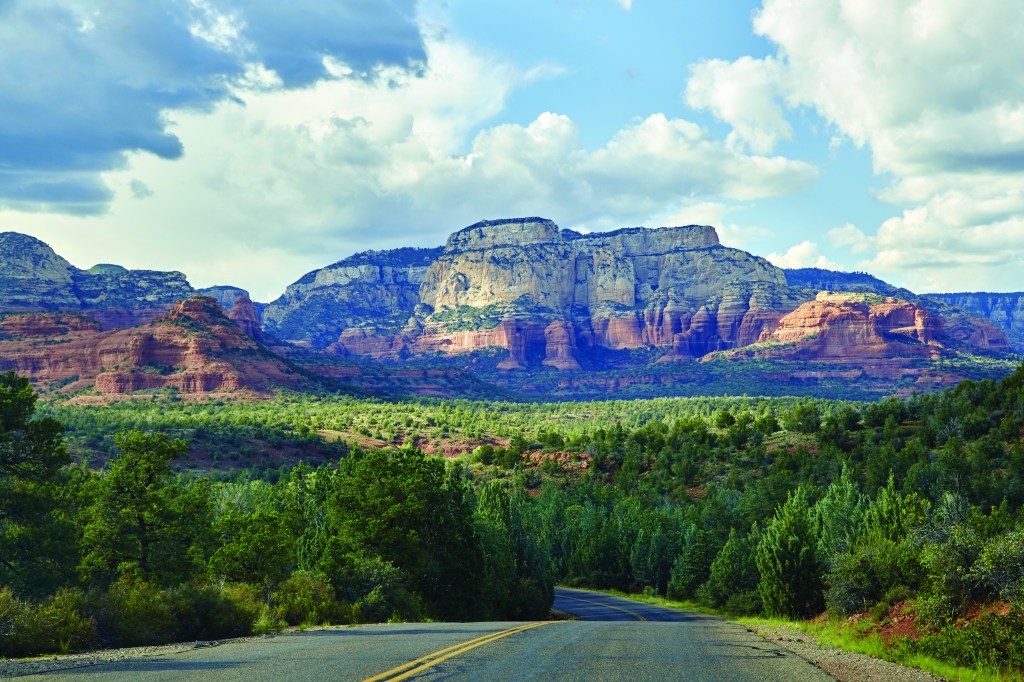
[363,621,553,681]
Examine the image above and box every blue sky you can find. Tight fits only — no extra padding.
[1,0,1022,300]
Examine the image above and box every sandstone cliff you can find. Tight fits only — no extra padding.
[263,246,442,348]
[758,293,941,359]
[0,296,303,398]
[267,218,807,368]
[262,218,1010,374]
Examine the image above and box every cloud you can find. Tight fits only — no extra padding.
[685,56,791,154]
[687,0,1024,292]
[840,191,1024,292]
[767,241,838,270]
[0,0,423,213]
[616,0,633,10]
[3,32,818,300]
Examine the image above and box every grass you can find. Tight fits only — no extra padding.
[595,589,1019,682]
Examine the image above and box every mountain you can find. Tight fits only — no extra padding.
[925,292,1024,352]
[0,232,263,330]
[263,218,1009,375]
[264,218,807,364]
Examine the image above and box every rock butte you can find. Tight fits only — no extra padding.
[263,218,1009,370]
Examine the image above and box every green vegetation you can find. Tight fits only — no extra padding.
[5,364,1024,679]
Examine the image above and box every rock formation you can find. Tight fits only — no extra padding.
[262,218,1011,372]
[762,293,941,359]
[926,292,1024,352]
[227,295,268,342]
[0,296,303,397]
[266,218,813,369]
[0,232,81,310]
[199,285,252,313]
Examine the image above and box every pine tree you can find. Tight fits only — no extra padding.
[756,487,823,617]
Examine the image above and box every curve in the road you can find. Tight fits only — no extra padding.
[554,589,648,621]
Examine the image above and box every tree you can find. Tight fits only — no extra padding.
[80,430,207,586]
[0,371,73,595]
[330,447,485,620]
[812,466,866,566]
[699,528,760,613]
[756,487,823,617]
[209,510,295,586]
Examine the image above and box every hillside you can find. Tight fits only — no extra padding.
[926,291,1024,352]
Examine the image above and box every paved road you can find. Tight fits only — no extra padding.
[20,588,832,681]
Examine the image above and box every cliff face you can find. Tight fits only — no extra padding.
[0,296,303,398]
[926,292,1024,352]
[262,246,442,348]
[762,293,941,359]
[0,232,81,310]
[267,218,801,367]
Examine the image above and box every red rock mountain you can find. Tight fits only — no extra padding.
[0,297,304,399]
[263,218,1009,374]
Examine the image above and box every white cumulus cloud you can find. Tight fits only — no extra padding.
[767,241,838,270]
[684,0,1024,292]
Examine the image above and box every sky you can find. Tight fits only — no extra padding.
[1,0,1023,301]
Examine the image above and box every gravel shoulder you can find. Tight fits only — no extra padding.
[749,623,946,682]
[0,636,266,678]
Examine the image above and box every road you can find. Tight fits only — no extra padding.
[19,588,832,681]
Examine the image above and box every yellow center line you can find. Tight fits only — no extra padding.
[557,592,648,621]
[362,621,554,682]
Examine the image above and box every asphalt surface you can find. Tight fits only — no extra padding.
[18,588,833,681]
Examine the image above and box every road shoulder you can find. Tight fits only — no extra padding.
[745,623,944,682]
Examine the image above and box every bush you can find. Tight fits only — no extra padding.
[85,577,177,647]
[902,608,1024,674]
[0,587,97,658]
[273,571,347,626]
[826,537,922,616]
[969,529,1024,605]
[166,583,257,640]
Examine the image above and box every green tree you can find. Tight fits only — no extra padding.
[756,487,822,617]
[209,510,295,586]
[0,371,74,595]
[330,447,485,620]
[79,430,207,586]
[699,527,760,613]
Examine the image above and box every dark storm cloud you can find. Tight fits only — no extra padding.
[0,0,424,213]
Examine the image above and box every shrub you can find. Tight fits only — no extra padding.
[273,571,347,626]
[0,588,97,658]
[85,577,177,647]
[166,583,257,640]
[826,537,922,616]
[902,608,1024,674]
